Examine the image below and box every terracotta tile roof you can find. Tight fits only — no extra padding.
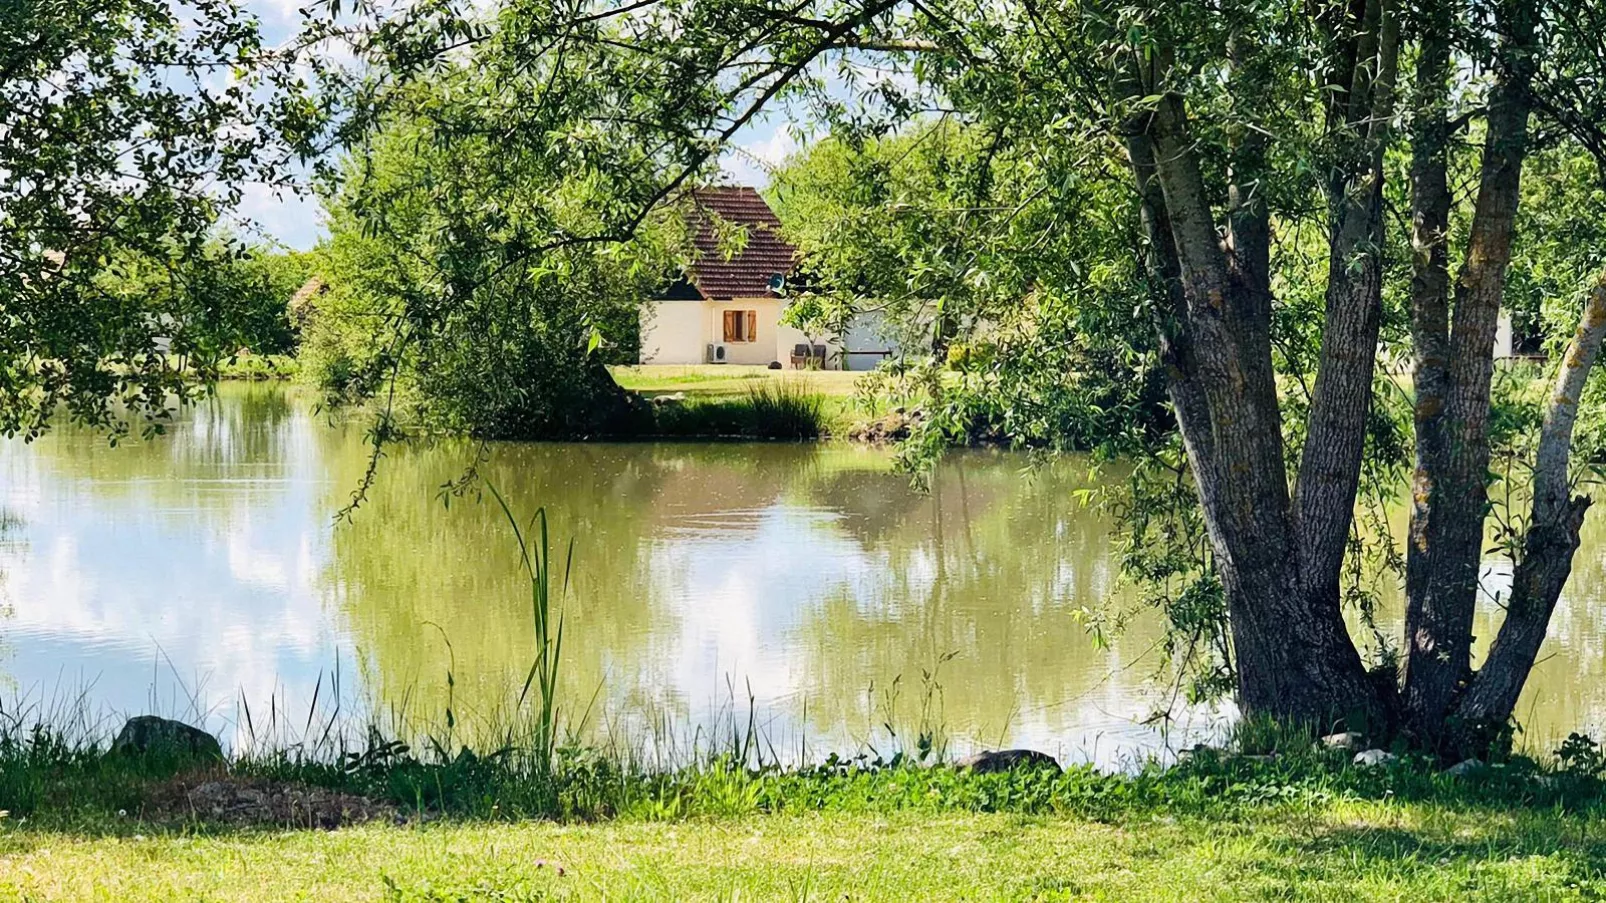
[683,187,797,301]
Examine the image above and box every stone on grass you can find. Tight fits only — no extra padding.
[955,749,1061,774]
[1320,731,1364,752]
[1442,758,1484,778]
[1353,748,1398,768]
[111,716,223,763]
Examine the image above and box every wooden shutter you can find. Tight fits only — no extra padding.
[745,310,757,343]
[723,310,737,343]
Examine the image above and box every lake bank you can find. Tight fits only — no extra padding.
[6,735,1606,901]
[217,361,886,440]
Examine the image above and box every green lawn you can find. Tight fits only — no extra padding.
[4,800,1603,901]
[610,364,862,398]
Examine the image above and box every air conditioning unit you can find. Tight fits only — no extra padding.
[707,343,729,363]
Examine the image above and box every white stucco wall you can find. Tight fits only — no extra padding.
[704,297,778,366]
[641,297,844,367]
[640,300,708,364]
[840,309,897,371]
[775,321,842,370]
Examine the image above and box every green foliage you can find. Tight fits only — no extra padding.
[97,242,311,359]
[292,0,874,446]
[302,99,677,439]
[0,0,299,442]
[771,123,1171,461]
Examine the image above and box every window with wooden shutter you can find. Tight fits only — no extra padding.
[722,309,758,342]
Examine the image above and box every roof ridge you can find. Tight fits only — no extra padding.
[679,186,797,301]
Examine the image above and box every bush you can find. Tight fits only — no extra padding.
[650,381,826,439]
[743,381,825,439]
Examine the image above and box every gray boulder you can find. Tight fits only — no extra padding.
[955,749,1061,774]
[1442,758,1484,778]
[112,716,223,763]
[1353,748,1398,768]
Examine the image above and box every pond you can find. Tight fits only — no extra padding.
[1,383,1602,766]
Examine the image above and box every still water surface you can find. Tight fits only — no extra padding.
[2,384,1604,764]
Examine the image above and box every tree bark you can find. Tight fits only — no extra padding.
[1124,128,1215,475]
[1401,0,1456,730]
[1295,0,1400,603]
[1141,93,1377,726]
[1402,0,1539,743]
[1108,0,1579,748]
[1448,271,1606,752]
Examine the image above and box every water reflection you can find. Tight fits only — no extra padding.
[3,384,1603,763]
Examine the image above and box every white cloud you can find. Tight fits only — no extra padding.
[234,181,323,250]
[720,121,810,188]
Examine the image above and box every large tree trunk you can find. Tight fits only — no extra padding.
[1118,0,1587,744]
[1402,0,1539,745]
[1137,91,1379,726]
[1119,2,1415,727]
[1110,1,1414,728]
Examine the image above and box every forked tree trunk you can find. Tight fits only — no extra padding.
[1120,0,1591,747]
[1295,0,1400,625]
[1122,16,1399,725]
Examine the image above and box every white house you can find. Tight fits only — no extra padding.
[640,187,860,369]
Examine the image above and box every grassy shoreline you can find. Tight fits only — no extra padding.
[7,724,1606,900]
[611,364,867,440]
[216,353,300,381]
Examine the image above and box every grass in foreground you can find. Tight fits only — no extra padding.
[10,802,1606,902]
[7,732,1606,901]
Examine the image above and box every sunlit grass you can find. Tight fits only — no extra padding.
[610,364,860,397]
[9,683,1606,900]
[645,379,840,439]
[6,794,1606,900]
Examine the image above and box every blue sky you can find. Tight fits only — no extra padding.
[241,1,798,250]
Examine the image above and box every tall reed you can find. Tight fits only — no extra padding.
[487,483,568,774]
[744,379,826,439]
